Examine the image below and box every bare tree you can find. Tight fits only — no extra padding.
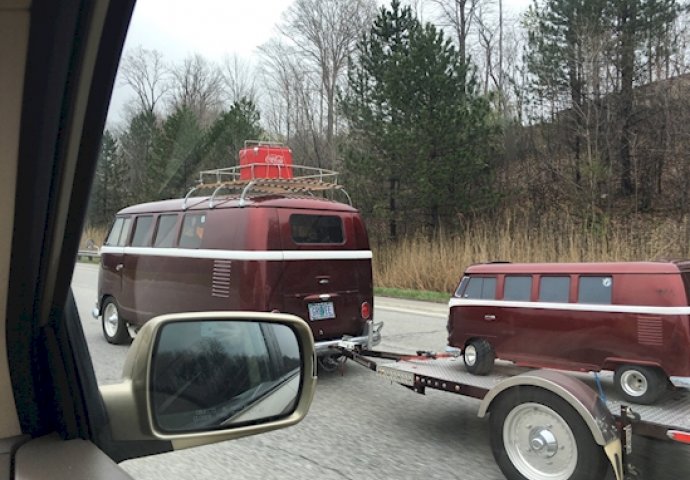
[277,0,377,165]
[428,0,479,63]
[259,39,299,142]
[221,53,258,106]
[259,39,329,167]
[119,46,170,115]
[169,54,224,125]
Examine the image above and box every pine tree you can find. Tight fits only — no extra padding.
[341,0,499,238]
[87,131,129,227]
[525,0,681,204]
[119,110,162,203]
[198,98,263,171]
[153,106,203,198]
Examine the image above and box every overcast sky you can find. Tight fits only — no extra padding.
[107,0,532,125]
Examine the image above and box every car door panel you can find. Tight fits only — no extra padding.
[14,435,135,480]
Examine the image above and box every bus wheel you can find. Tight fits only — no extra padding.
[101,298,131,345]
[489,387,609,480]
[463,339,495,375]
[614,365,666,405]
[317,355,343,373]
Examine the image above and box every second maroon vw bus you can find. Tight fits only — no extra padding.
[93,170,381,371]
[447,261,690,404]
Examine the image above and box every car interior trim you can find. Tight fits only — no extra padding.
[0,0,30,440]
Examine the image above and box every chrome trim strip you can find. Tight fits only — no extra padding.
[100,246,372,261]
[449,297,690,316]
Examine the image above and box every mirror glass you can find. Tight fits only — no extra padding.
[150,320,301,433]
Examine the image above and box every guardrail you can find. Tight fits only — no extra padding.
[77,249,100,262]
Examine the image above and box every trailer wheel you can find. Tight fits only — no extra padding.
[614,365,667,405]
[463,339,495,375]
[489,388,608,480]
[101,297,131,345]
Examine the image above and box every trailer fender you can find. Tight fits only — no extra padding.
[479,370,623,480]
[478,369,618,445]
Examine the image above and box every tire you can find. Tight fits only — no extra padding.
[317,355,343,373]
[489,387,609,480]
[614,365,667,405]
[101,297,131,345]
[463,338,495,375]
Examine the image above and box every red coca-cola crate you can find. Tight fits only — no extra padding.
[238,143,293,180]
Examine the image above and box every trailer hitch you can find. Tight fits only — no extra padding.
[415,350,438,359]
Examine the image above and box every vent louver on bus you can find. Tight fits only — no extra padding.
[637,316,663,346]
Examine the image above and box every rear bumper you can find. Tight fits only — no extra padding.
[670,376,690,389]
[314,320,383,355]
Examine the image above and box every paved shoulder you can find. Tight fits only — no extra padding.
[375,296,448,319]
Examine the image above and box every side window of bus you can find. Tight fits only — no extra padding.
[104,218,124,246]
[179,213,206,249]
[578,276,613,304]
[290,214,344,244]
[504,276,532,301]
[154,214,179,248]
[131,215,153,247]
[454,276,469,297]
[539,276,570,303]
[463,277,496,300]
[118,218,132,246]
[106,217,132,247]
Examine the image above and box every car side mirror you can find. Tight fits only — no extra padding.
[100,312,316,451]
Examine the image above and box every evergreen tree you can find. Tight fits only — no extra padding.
[153,106,203,198]
[341,0,499,238]
[524,0,681,202]
[198,98,263,171]
[87,131,129,227]
[525,0,610,185]
[119,110,162,203]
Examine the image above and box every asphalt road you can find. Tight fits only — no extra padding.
[71,263,690,480]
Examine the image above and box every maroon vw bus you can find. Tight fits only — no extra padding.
[93,184,381,371]
[447,261,690,404]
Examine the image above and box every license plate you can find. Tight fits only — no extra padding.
[308,301,335,321]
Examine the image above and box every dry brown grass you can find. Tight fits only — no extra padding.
[373,212,690,294]
[80,226,108,249]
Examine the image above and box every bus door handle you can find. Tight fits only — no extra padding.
[115,264,124,272]
[484,314,496,321]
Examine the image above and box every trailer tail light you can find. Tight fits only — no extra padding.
[667,430,690,444]
[361,301,371,320]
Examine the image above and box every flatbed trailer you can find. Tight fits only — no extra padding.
[338,347,690,480]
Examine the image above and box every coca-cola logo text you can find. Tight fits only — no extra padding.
[265,154,285,165]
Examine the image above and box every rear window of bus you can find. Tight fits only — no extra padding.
[290,214,344,244]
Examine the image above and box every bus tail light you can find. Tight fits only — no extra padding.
[361,302,371,320]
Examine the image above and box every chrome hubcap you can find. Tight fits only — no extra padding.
[464,345,477,366]
[621,370,648,397]
[529,427,558,458]
[503,403,578,480]
[103,303,119,337]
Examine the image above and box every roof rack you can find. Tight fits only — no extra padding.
[182,164,352,209]
[243,139,285,148]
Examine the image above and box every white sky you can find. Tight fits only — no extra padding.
[107,0,532,125]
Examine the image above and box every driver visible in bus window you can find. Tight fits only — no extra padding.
[180,214,205,248]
